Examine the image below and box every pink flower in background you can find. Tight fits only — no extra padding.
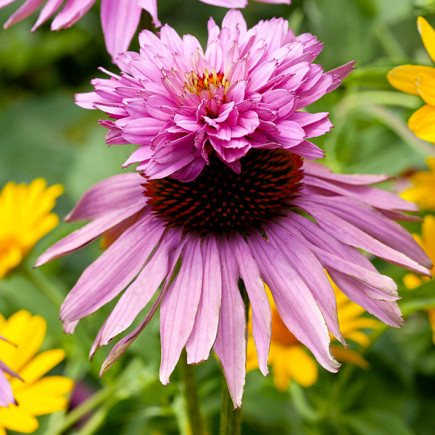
[36,156,431,407]
[77,10,353,181]
[0,0,290,59]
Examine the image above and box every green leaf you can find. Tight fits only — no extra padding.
[399,280,435,316]
[343,409,413,435]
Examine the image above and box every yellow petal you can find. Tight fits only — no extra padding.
[418,17,435,64]
[270,349,292,391]
[0,405,39,433]
[408,104,435,142]
[14,377,73,416]
[285,346,318,387]
[416,72,435,105]
[16,349,66,385]
[342,330,371,347]
[331,346,369,369]
[387,65,435,95]
[403,273,423,289]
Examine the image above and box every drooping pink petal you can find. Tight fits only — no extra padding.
[186,235,222,364]
[31,0,62,30]
[51,0,95,30]
[248,232,340,373]
[296,195,431,274]
[3,0,44,29]
[160,236,203,385]
[96,229,182,349]
[266,223,343,344]
[101,0,142,59]
[60,213,164,323]
[233,235,271,375]
[138,0,160,27]
[213,238,247,408]
[303,160,390,185]
[65,173,146,222]
[35,204,147,267]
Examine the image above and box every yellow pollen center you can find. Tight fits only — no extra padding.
[184,69,229,96]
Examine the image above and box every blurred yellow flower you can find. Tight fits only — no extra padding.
[401,157,435,210]
[403,215,435,343]
[247,284,381,391]
[0,179,63,279]
[0,310,73,434]
[388,17,435,143]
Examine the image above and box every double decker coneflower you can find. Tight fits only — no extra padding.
[37,11,431,406]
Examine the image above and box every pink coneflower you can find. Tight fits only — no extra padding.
[0,0,290,59]
[36,12,431,407]
[36,160,431,407]
[77,10,353,181]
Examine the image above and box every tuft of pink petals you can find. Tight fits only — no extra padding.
[77,10,354,181]
[0,0,290,59]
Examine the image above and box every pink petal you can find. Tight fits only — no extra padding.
[297,196,431,274]
[101,0,142,59]
[303,160,390,185]
[213,238,247,409]
[60,213,164,323]
[266,224,343,344]
[32,0,63,30]
[248,232,340,373]
[303,176,417,213]
[35,204,147,267]
[186,235,222,364]
[100,239,185,374]
[51,0,95,30]
[95,229,182,349]
[65,172,146,222]
[233,235,271,376]
[330,272,403,327]
[138,0,160,27]
[3,0,44,29]
[160,236,203,385]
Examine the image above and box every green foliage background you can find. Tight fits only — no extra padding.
[1,0,435,433]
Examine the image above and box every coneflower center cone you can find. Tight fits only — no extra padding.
[143,149,304,236]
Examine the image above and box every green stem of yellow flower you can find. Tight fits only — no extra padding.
[179,350,205,435]
[57,385,115,433]
[21,261,64,309]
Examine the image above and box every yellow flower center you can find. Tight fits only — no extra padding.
[184,69,229,97]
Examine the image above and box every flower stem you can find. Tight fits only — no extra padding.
[58,385,114,433]
[179,350,204,435]
[219,378,243,435]
[21,261,64,309]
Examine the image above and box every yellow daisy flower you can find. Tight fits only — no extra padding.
[247,284,381,391]
[400,157,435,210]
[0,310,73,434]
[403,215,435,343]
[0,179,63,279]
[388,17,435,143]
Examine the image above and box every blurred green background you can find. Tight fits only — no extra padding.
[1,0,435,433]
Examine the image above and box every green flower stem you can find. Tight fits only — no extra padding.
[179,350,204,435]
[21,261,64,309]
[219,379,242,435]
[58,385,115,433]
